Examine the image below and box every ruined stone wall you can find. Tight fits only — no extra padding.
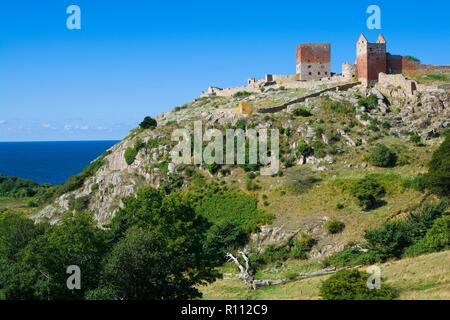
[377,73,417,96]
[272,74,299,83]
[296,44,331,81]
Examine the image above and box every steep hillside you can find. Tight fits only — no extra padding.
[0,73,445,300]
[33,79,449,227]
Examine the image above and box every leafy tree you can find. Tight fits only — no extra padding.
[320,269,397,300]
[368,144,397,167]
[404,215,450,256]
[351,175,386,210]
[109,187,164,240]
[101,191,221,299]
[364,221,411,261]
[1,212,106,300]
[139,116,157,129]
[426,134,450,196]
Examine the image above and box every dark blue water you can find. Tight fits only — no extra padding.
[0,141,118,185]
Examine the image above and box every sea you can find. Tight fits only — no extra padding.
[0,141,119,185]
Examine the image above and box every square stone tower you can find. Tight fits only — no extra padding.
[296,44,331,81]
[356,33,387,84]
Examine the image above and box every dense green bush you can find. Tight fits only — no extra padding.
[403,174,427,192]
[404,215,450,257]
[139,116,157,129]
[0,176,42,198]
[293,107,312,117]
[368,144,397,167]
[357,94,379,111]
[160,173,184,194]
[124,141,144,166]
[250,234,316,272]
[1,212,105,300]
[364,200,448,261]
[325,219,346,234]
[296,140,314,158]
[193,190,270,234]
[324,242,376,267]
[409,132,423,146]
[320,269,397,300]
[426,134,450,196]
[324,99,355,114]
[351,175,386,210]
[233,91,252,99]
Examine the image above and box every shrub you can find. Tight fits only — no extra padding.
[204,221,247,261]
[426,134,450,196]
[311,140,327,158]
[235,119,247,130]
[139,116,157,129]
[146,138,159,149]
[403,174,427,192]
[245,177,259,191]
[357,94,379,111]
[325,242,376,267]
[0,176,42,198]
[68,195,90,212]
[124,141,144,166]
[404,215,450,257]
[365,200,448,260]
[233,91,252,99]
[293,107,312,117]
[368,144,397,167]
[404,55,421,63]
[284,169,321,194]
[124,147,138,166]
[250,235,315,271]
[192,189,271,235]
[325,219,346,234]
[296,140,314,158]
[320,269,397,300]
[364,221,411,260]
[160,174,184,194]
[409,132,422,146]
[351,175,386,210]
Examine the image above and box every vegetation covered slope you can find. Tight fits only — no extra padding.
[1,78,449,299]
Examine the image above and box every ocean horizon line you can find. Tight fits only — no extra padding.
[0,139,121,143]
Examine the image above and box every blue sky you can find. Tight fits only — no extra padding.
[1,0,449,141]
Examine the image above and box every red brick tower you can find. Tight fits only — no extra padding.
[356,33,387,84]
[296,44,331,81]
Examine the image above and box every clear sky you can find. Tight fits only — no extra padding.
[1,0,449,141]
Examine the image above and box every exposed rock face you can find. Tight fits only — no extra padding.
[34,81,449,226]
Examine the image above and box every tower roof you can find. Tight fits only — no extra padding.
[358,33,368,43]
[377,33,386,44]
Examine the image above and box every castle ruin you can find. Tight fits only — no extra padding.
[296,44,331,81]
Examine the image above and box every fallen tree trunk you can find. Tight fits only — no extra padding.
[226,252,283,289]
[226,252,337,289]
